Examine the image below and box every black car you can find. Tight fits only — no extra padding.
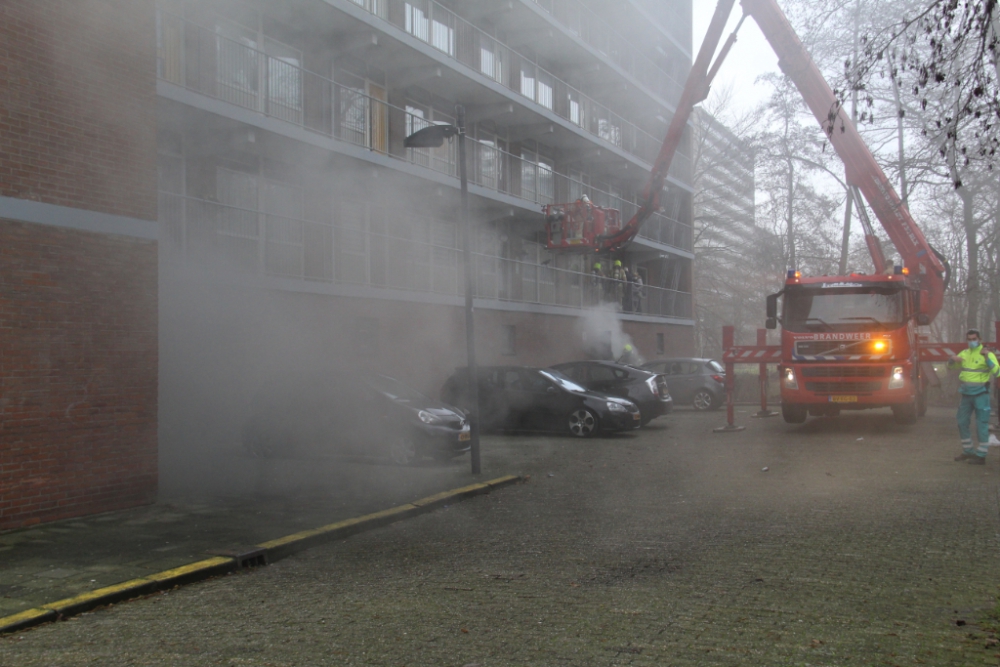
[641,358,726,410]
[440,366,641,437]
[243,373,470,464]
[548,361,672,425]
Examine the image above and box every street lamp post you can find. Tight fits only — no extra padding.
[404,105,481,475]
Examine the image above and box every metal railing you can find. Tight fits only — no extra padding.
[155,12,692,252]
[525,0,687,102]
[158,192,693,319]
[155,9,690,182]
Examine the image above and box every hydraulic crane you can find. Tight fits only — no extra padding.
[545,0,948,323]
[548,0,960,425]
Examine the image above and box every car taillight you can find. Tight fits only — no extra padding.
[645,376,658,395]
[711,374,724,383]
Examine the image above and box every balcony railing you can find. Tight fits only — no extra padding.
[156,10,690,182]
[525,0,686,102]
[158,192,694,319]
[155,11,692,252]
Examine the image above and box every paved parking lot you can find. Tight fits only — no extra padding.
[3,406,1000,666]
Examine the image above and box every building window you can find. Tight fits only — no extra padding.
[501,325,516,356]
[519,145,555,205]
[657,333,665,354]
[480,38,504,83]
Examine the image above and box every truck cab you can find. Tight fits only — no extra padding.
[767,270,927,424]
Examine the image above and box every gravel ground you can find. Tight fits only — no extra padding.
[3,406,1000,666]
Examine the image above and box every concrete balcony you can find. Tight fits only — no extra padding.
[158,4,693,185]
[155,11,694,254]
[158,192,695,322]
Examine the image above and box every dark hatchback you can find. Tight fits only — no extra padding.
[548,361,672,425]
[440,366,642,437]
[243,373,470,465]
[641,358,726,410]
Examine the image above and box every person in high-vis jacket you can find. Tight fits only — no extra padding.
[949,329,1000,464]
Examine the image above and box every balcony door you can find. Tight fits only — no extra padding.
[336,71,388,154]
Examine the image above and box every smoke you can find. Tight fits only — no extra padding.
[577,305,645,365]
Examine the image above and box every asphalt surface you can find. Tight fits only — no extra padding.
[3,406,1000,666]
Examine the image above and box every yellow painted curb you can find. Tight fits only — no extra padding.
[147,557,236,586]
[411,482,491,509]
[42,578,156,615]
[0,608,56,634]
[486,474,521,489]
[258,503,421,559]
[0,474,524,636]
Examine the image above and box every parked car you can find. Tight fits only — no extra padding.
[440,366,641,437]
[641,358,726,410]
[243,373,470,465]
[548,360,672,425]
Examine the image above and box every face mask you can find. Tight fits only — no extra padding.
[969,340,981,349]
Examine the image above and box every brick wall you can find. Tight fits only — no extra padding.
[0,0,157,220]
[0,220,158,529]
[0,0,158,530]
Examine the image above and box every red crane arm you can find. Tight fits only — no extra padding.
[740,0,947,319]
[597,0,739,252]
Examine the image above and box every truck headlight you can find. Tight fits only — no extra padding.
[888,366,905,389]
[784,367,798,390]
[607,400,630,413]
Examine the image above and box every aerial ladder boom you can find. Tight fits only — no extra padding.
[544,0,741,254]
[548,0,948,322]
[595,0,741,252]
[738,0,947,320]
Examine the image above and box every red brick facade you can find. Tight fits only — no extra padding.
[0,0,158,530]
[0,0,157,219]
[0,220,159,529]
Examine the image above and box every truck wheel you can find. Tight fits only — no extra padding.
[781,403,807,424]
[892,402,918,425]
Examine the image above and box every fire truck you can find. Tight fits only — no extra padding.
[544,0,954,425]
[735,0,949,425]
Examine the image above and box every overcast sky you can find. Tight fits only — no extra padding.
[691,1,780,113]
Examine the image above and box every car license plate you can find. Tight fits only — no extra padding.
[459,432,471,441]
[633,413,641,420]
[829,395,858,403]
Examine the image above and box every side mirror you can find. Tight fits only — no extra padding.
[766,293,779,319]
[765,317,778,330]
[916,313,931,326]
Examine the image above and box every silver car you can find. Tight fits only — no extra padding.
[641,358,726,410]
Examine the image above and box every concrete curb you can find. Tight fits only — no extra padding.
[0,474,524,636]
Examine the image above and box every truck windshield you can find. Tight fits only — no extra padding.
[783,287,906,333]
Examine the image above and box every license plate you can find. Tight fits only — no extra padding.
[633,414,641,420]
[829,395,858,403]
[459,432,471,441]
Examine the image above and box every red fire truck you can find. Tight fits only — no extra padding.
[736,0,949,425]
[766,271,934,424]
[543,0,955,425]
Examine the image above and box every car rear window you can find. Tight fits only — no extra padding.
[589,365,628,382]
[707,360,725,373]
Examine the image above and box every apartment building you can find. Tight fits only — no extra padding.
[691,108,778,354]
[154,0,698,412]
[1,0,699,526]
